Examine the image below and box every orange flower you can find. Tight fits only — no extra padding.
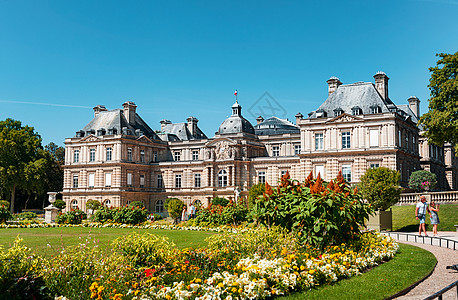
[353,186,358,195]
[265,182,273,196]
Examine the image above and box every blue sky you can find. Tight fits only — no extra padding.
[0,0,457,146]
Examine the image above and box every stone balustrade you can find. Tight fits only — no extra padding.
[398,191,458,205]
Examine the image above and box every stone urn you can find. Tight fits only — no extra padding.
[44,192,60,224]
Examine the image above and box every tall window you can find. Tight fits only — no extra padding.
[73,149,79,163]
[398,130,402,147]
[88,173,95,188]
[71,200,78,210]
[157,174,163,188]
[342,132,351,149]
[106,147,112,161]
[127,173,133,186]
[175,174,182,188]
[105,173,112,187]
[294,145,301,155]
[192,150,199,161]
[174,151,181,161]
[342,165,351,182]
[89,149,95,162]
[370,129,379,147]
[153,151,158,162]
[155,200,164,213]
[140,174,145,188]
[140,150,145,162]
[258,171,266,184]
[315,165,324,178]
[218,170,228,187]
[315,133,324,150]
[127,148,132,161]
[194,173,201,188]
[73,174,78,188]
[104,199,112,208]
[272,146,280,157]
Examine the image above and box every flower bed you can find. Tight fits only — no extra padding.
[0,226,398,300]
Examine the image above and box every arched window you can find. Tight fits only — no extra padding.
[218,170,228,187]
[193,199,202,209]
[155,200,164,213]
[103,199,112,208]
[71,200,78,210]
[126,200,131,205]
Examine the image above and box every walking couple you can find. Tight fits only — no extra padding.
[415,195,440,237]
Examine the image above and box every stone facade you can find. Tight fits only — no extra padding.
[62,72,458,214]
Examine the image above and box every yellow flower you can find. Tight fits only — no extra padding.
[218,282,224,288]
[238,288,243,294]
[309,269,315,274]
[300,265,305,271]
[232,287,237,293]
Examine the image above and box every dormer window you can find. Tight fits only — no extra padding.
[316,109,327,118]
[370,105,382,114]
[351,107,362,116]
[334,108,343,117]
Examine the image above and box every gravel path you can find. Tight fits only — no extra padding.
[394,240,458,300]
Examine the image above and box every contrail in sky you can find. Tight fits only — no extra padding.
[0,99,92,109]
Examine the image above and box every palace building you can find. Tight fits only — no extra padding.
[62,72,458,214]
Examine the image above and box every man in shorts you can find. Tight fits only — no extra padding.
[415,195,430,236]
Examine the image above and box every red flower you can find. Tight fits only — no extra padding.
[144,268,155,277]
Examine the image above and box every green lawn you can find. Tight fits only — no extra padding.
[391,203,458,231]
[278,243,436,300]
[0,227,215,257]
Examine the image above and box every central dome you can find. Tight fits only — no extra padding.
[217,100,255,135]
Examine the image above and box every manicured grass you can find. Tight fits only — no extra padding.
[0,227,215,257]
[278,243,436,300]
[391,204,458,231]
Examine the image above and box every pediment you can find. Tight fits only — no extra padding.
[136,135,153,144]
[205,137,237,147]
[326,113,363,123]
[81,135,101,142]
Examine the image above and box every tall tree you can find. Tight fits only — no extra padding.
[45,142,65,165]
[0,119,46,213]
[419,51,458,149]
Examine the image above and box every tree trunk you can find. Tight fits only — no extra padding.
[10,184,16,214]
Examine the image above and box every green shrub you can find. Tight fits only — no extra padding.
[248,183,265,209]
[0,205,12,223]
[111,232,175,267]
[251,171,373,248]
[0,200,10,209]
[167,198,184,220]
[211,197,229,207]
[150,213,163,221]
[409,170,437,192]
[15,211,37,220]
[92,206,148,224]
[85,199,101,211]
[359,167,402,211]
[55,209,87,224]
[195,200,248,226]
[53,199,66,209]
[128,200,145,208]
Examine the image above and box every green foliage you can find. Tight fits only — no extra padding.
[167,198,184,219]
[248,183,265,208]
[149,213,163,221]
[85,199,101,211]
[0,200,9,209]
[0,118,47,213]
[251,172,373,248]
[359,167,402,211]
[15,211,37,220]
[111,232,175,267]
[211,196,229,207]
[55,209,87,224]
[195,201,248,226]
[128,200,145,208]
[419,51,458,150]
[92,205,148,224]
[408,170,437,192]
[0,237,50,298]
[53,198,66,209]
[0,205,12,223]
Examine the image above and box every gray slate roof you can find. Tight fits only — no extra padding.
[158,123,207,141]
[308,82,395,118]
[254,116,299,135]
[218,115,255,135]
[79,109,160,140]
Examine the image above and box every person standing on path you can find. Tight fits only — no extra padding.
[415,195,430,236]
[429,201,440,236]
[181,205,188,222]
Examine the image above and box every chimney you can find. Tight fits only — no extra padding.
[256,116,264,124]
[122,101,137,125]
[373,71,389,100]
[93,105,107,117]
[160,119,172,132]
[408,96,420,118]
[295,112,303,125]
[187,116,198,136]
[327,77,342,96]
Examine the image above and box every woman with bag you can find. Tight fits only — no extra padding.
[415,195,430,236]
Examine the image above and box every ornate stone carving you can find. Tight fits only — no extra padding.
[215,140,230,160]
